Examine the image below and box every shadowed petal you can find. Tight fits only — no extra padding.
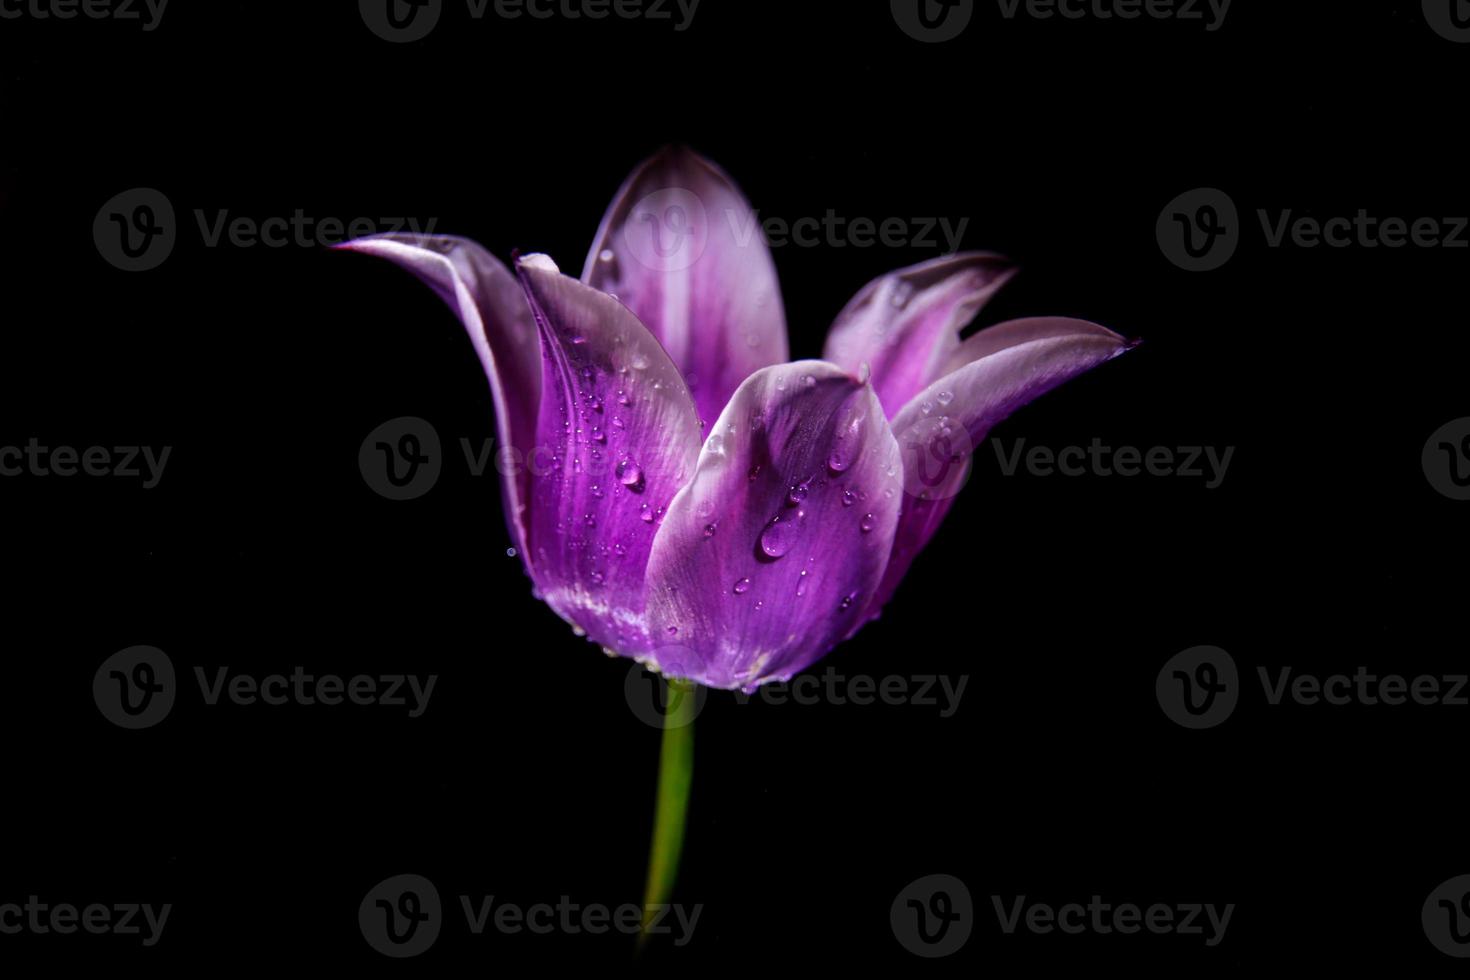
[644,361,902,690]
[822,252,1015,418]
[582,146,788,431]
[336,234,539,560]
[516,254,704,656]
[872,317,1133,614]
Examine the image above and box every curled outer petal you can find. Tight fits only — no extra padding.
[336,234,540,561]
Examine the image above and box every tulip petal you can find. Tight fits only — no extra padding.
[872,318,1133,614]
[336,234,539,559]
[515,254,704,656]
[822,252,1016,418]
[644,361,903,690]
[582,146,788,431]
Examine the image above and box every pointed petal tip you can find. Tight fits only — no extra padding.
[516,252,561,275]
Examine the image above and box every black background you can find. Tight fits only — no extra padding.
[2,0,1467,972]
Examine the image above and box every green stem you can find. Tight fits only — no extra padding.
[639,676,696,947]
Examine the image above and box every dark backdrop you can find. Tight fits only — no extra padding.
[2,0,1467,972]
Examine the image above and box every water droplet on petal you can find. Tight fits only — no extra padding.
[703,523,717,538]
[842,488,856,507]
[640,504,655,524]
[666,625,679,636]
[617,459,645,491]
[732,577,751,595]
[827,452,848,474]
[860,513,877,533]
[760,512,800,558]
[839,591,858,611]
[506,547,518,558]
[936,390,955,406]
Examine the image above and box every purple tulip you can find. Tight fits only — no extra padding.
[339,147,1131,691]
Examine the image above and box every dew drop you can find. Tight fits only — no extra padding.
[506,547,518,558]
[640,504,654,524]
[703,523,717,538]
[827,452,848,474]
[760,512,800,558]
[839,591,858,611]
[666,625,679,636]
[936,390,955,406]
[860,513,877,533]
[617,459,645,491]
[732,577,751,595]
[786,481,809,506]
[842,488,856,507]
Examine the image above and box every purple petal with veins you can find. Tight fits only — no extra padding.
[822,251,1016,418]
[335,234,540,564]
[583,146,788,432]
[515,254,703,656]
[870,317,1133,616]
[644,361,902,690]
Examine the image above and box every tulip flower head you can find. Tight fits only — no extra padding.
[339,147,1131,692]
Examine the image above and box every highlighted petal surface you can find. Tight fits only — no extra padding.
[516,255,704,656]
[644,361,902,690]
[583,146,788,431]
[822,252,1015,418]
